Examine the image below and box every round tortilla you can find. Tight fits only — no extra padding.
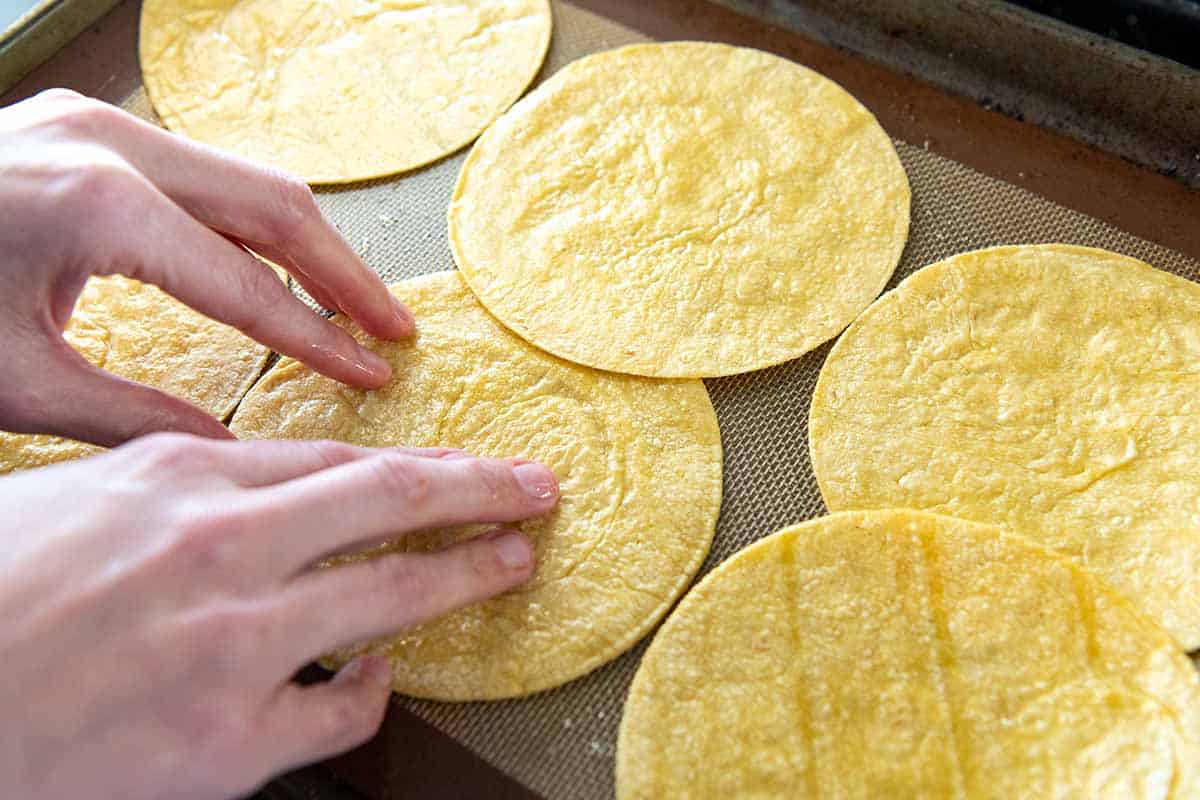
[449,41,910,378]
[617,510,1200,799]
[139,0,552,184]
[809,244,1200,649]
[229,270,722,700]
[0,274,273,474]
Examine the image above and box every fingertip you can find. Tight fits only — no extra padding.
[205,420,237,440]
[479,528,536,574]
[361,654,393,688]
[334,653,393,690]
[313,657,391,753]
[511,461,559,504]
[354,656,393,735]
[356,348,393,387]
[389,297,416,339]
[147,398,234,443]
[351,296,415,342]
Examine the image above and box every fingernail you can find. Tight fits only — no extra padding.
[358,347,392,382]
[391,296,415,333]
[489,531,532,570]
[360,654,392,686]
[513,462,558,500]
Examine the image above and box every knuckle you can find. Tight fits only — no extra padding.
[266,174,319,243]
[307,440,361,471]
[373,554,431,596]
[224,260,287,339]
[466,540,507,581]
[172,505,254,573]
[220,258,297,342]
[240,256,287,304]
[464,459,512,504]
[126,432,215,477]
[191,604,263,657]
[55,160,140,218]
[34,87,84,104]
[370,454,433,508]
[46,94,123,135]
[355,555,440,618]
[322,694,382,749]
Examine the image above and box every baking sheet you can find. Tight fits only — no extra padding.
[0,0,121,92]
[10,1,1200,797]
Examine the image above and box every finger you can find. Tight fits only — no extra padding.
[48,95,412,339]
[261,654,392,774]
[251,451,558,571]
[87,168,393,389]
[208,439,470,487]
[279,528,534,663]
[273,259,340,313]
[214,234,343,315]
[4,337,232,447]
[218,235,343,315]
[246,238,408,341]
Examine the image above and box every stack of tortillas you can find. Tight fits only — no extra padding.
[12,1,1194,794]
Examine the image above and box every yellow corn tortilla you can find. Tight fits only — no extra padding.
[617,510,1200,799]
[139,0,552,183]
[0,274,273,473]
[809,244,1200,648]
[229,270,723,700]
[450,41,910,377]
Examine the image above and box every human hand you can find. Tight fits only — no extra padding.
[0,433,558,800]
[0,89,413,447]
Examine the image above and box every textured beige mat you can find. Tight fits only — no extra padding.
[106,3,1200,798]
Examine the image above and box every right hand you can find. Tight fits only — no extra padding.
[0,433,559,800]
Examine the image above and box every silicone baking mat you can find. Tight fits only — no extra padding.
[46,2,1200,797]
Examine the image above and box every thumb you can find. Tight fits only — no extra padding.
[3,338,234,448]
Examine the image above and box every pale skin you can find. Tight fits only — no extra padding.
[0,90,560,799]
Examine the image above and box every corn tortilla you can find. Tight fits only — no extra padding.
[139,0,552,183]
[449,41,910,377]
[617,510,1200,799]
[0,274,273,473]
[229,270,723,700]
[809,244,1200,648]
